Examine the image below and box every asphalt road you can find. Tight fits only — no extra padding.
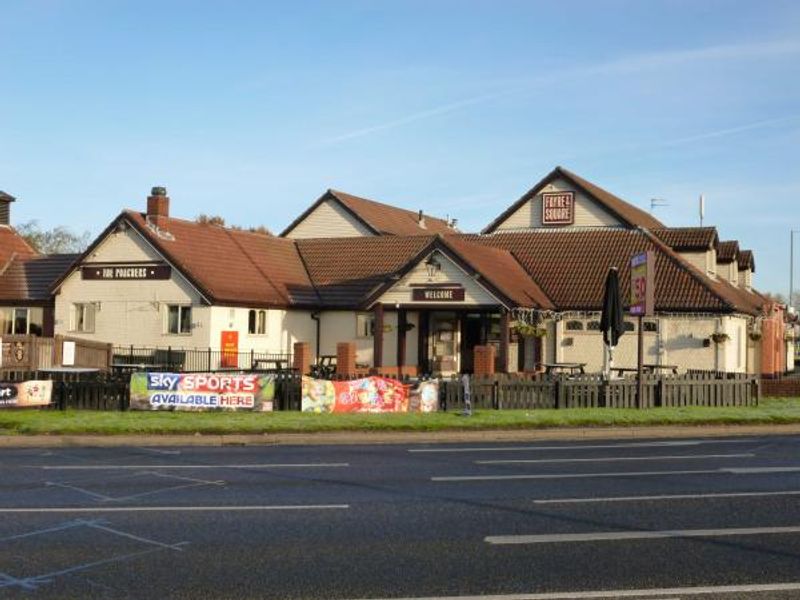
[1,435,800,599]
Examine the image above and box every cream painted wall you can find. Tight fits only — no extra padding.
[317,310,420,367]
[718,261,739,286]
[679,250,718,278]
[55,227,212,348]
[493,177,622,230]
[378,253,502,307]
[208,307,316,356]
[738,268,753,290]
[285,199,373,239]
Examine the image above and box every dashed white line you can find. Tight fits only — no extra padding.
[41,463,349,470]
[0,504,350,513]
[476,453,753,465]
[533,490,800,504]
[485,525,800,545]
[432,469,721,482]
[408,440,755,453]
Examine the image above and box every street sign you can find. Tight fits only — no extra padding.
[630,251,655,316]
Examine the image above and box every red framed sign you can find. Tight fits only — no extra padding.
[541,191,575,226]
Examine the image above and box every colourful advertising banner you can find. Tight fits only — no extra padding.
[302,376,439,413]
[130,372,275,411]
[0,380,53,408]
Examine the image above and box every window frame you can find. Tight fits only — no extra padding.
[71,303,96,333]
[166,304,192,335]
[248,309,267,335]
[355,313,374,339]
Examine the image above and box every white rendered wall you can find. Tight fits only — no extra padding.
[285,199,374,239]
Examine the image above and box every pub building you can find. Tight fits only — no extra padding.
[4,167,788,377]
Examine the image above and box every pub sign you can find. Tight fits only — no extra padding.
[541,191,575,226]
[82,263,171,280]
[630,251,655,316]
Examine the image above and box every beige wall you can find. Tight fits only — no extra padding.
[285,199,373,239]
[738,268,753,290]
[493,177,622,230]
[378,252,502,307]
[317,310,420,367]
[208,307,316,355]
[55,227,212,348]
[680,250,717,278]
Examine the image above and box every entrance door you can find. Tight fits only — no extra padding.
[460,313,484,373]
[429,312,459,374]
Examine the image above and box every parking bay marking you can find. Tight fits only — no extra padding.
[476,453,753,465]
[486,525,800,545]
[534,489,800,504]
[0,504,350,513]
[40,462,349,470]
[433,466,800,482]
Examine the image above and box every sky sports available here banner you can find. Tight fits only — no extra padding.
[0,381,53,408]
[130,372,275,411]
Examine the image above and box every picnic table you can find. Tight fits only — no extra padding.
[310,355,336,378]
[541,362,587,375]
[613,364,679,376]
[252,358,289,371]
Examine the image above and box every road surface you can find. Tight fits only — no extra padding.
[1,435,799,598]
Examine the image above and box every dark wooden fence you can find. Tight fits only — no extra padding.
[2,371,759,412]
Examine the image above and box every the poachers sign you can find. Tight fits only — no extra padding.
[0,381,53,408]
[130,372,275,411]
[302,376,439,413]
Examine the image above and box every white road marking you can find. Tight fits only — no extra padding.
[486,525,800,545]
[135,447,181,455]
[45,481,114,501]
[534,490,800,504]
[41,462,349,470]
[0,504,350,513]
[476,453,753,465]
[408,440,755,453]
[432,469,722,482]
[353,581,800,599]
[723,467,800,474]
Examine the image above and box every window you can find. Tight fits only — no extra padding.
[356,313,374,338]
[587,321,601,331]
[565,320,584,331]
[167,305,192,334]
[643,321,658,333]
[248,309,267,335]
[623,321,635,332]
[71,303,96,333]
[0,307,43,335]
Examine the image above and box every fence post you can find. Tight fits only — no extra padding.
[556,377,566,409]
[492,379,499,410]
[656,377,665,408]
[207,347,212,371]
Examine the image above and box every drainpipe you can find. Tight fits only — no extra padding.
[311,311,321,362]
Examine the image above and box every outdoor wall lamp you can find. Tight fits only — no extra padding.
[425,254,442,279]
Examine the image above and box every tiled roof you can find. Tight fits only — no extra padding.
[462,229,759,315]
[738,249,755,272]
[124,212,318,307]
[0,226,37,267]
[483,167,664,233]
[650,227,718,251]
[718,240,740,263]
[0,191,15,202]
[280,189,454,237]
[0,254,78,302]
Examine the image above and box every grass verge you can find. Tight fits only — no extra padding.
[0,398,799,436]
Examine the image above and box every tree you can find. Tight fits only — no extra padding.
[16,221,91,254]
[196,214,226,226]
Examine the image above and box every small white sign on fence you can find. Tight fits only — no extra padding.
[62,341,76,366]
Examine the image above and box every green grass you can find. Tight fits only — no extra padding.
[1,398,799,436]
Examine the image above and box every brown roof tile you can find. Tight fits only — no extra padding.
[718,240,740,263]
[650,227,719,251]
[483,167,664,233]
[462,228,758,314]
[125,212,317,307]
[281,190,454,237]
[0,226,37,267]
[738,249,755,272]
[0,254,77,302]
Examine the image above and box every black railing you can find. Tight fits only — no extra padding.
[112,345,292,373]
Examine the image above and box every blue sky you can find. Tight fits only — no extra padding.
[1,0,799,295]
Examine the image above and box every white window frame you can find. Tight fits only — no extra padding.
[355,313,374,339]
[248,309,267,335]
[71,303,96,333]
[166,304,192,335]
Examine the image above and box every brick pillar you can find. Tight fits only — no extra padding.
[762,319,777,377]
[293,342,311,375]
[337,342,356,376]
[474,345,496,376]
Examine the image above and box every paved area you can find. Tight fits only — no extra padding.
[1,435,800,598]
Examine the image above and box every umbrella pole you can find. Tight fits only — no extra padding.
[637,314,644,408]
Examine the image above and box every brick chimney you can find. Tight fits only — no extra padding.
[0,191,15,226]
[146,186,169,222]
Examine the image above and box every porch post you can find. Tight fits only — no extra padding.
[397,309,407,374]
[373,303,384,369]
[499,310,510,373]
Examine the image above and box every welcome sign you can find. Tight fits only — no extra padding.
[130,372,275,411]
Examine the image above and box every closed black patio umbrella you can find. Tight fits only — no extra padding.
[600,267,624,377]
